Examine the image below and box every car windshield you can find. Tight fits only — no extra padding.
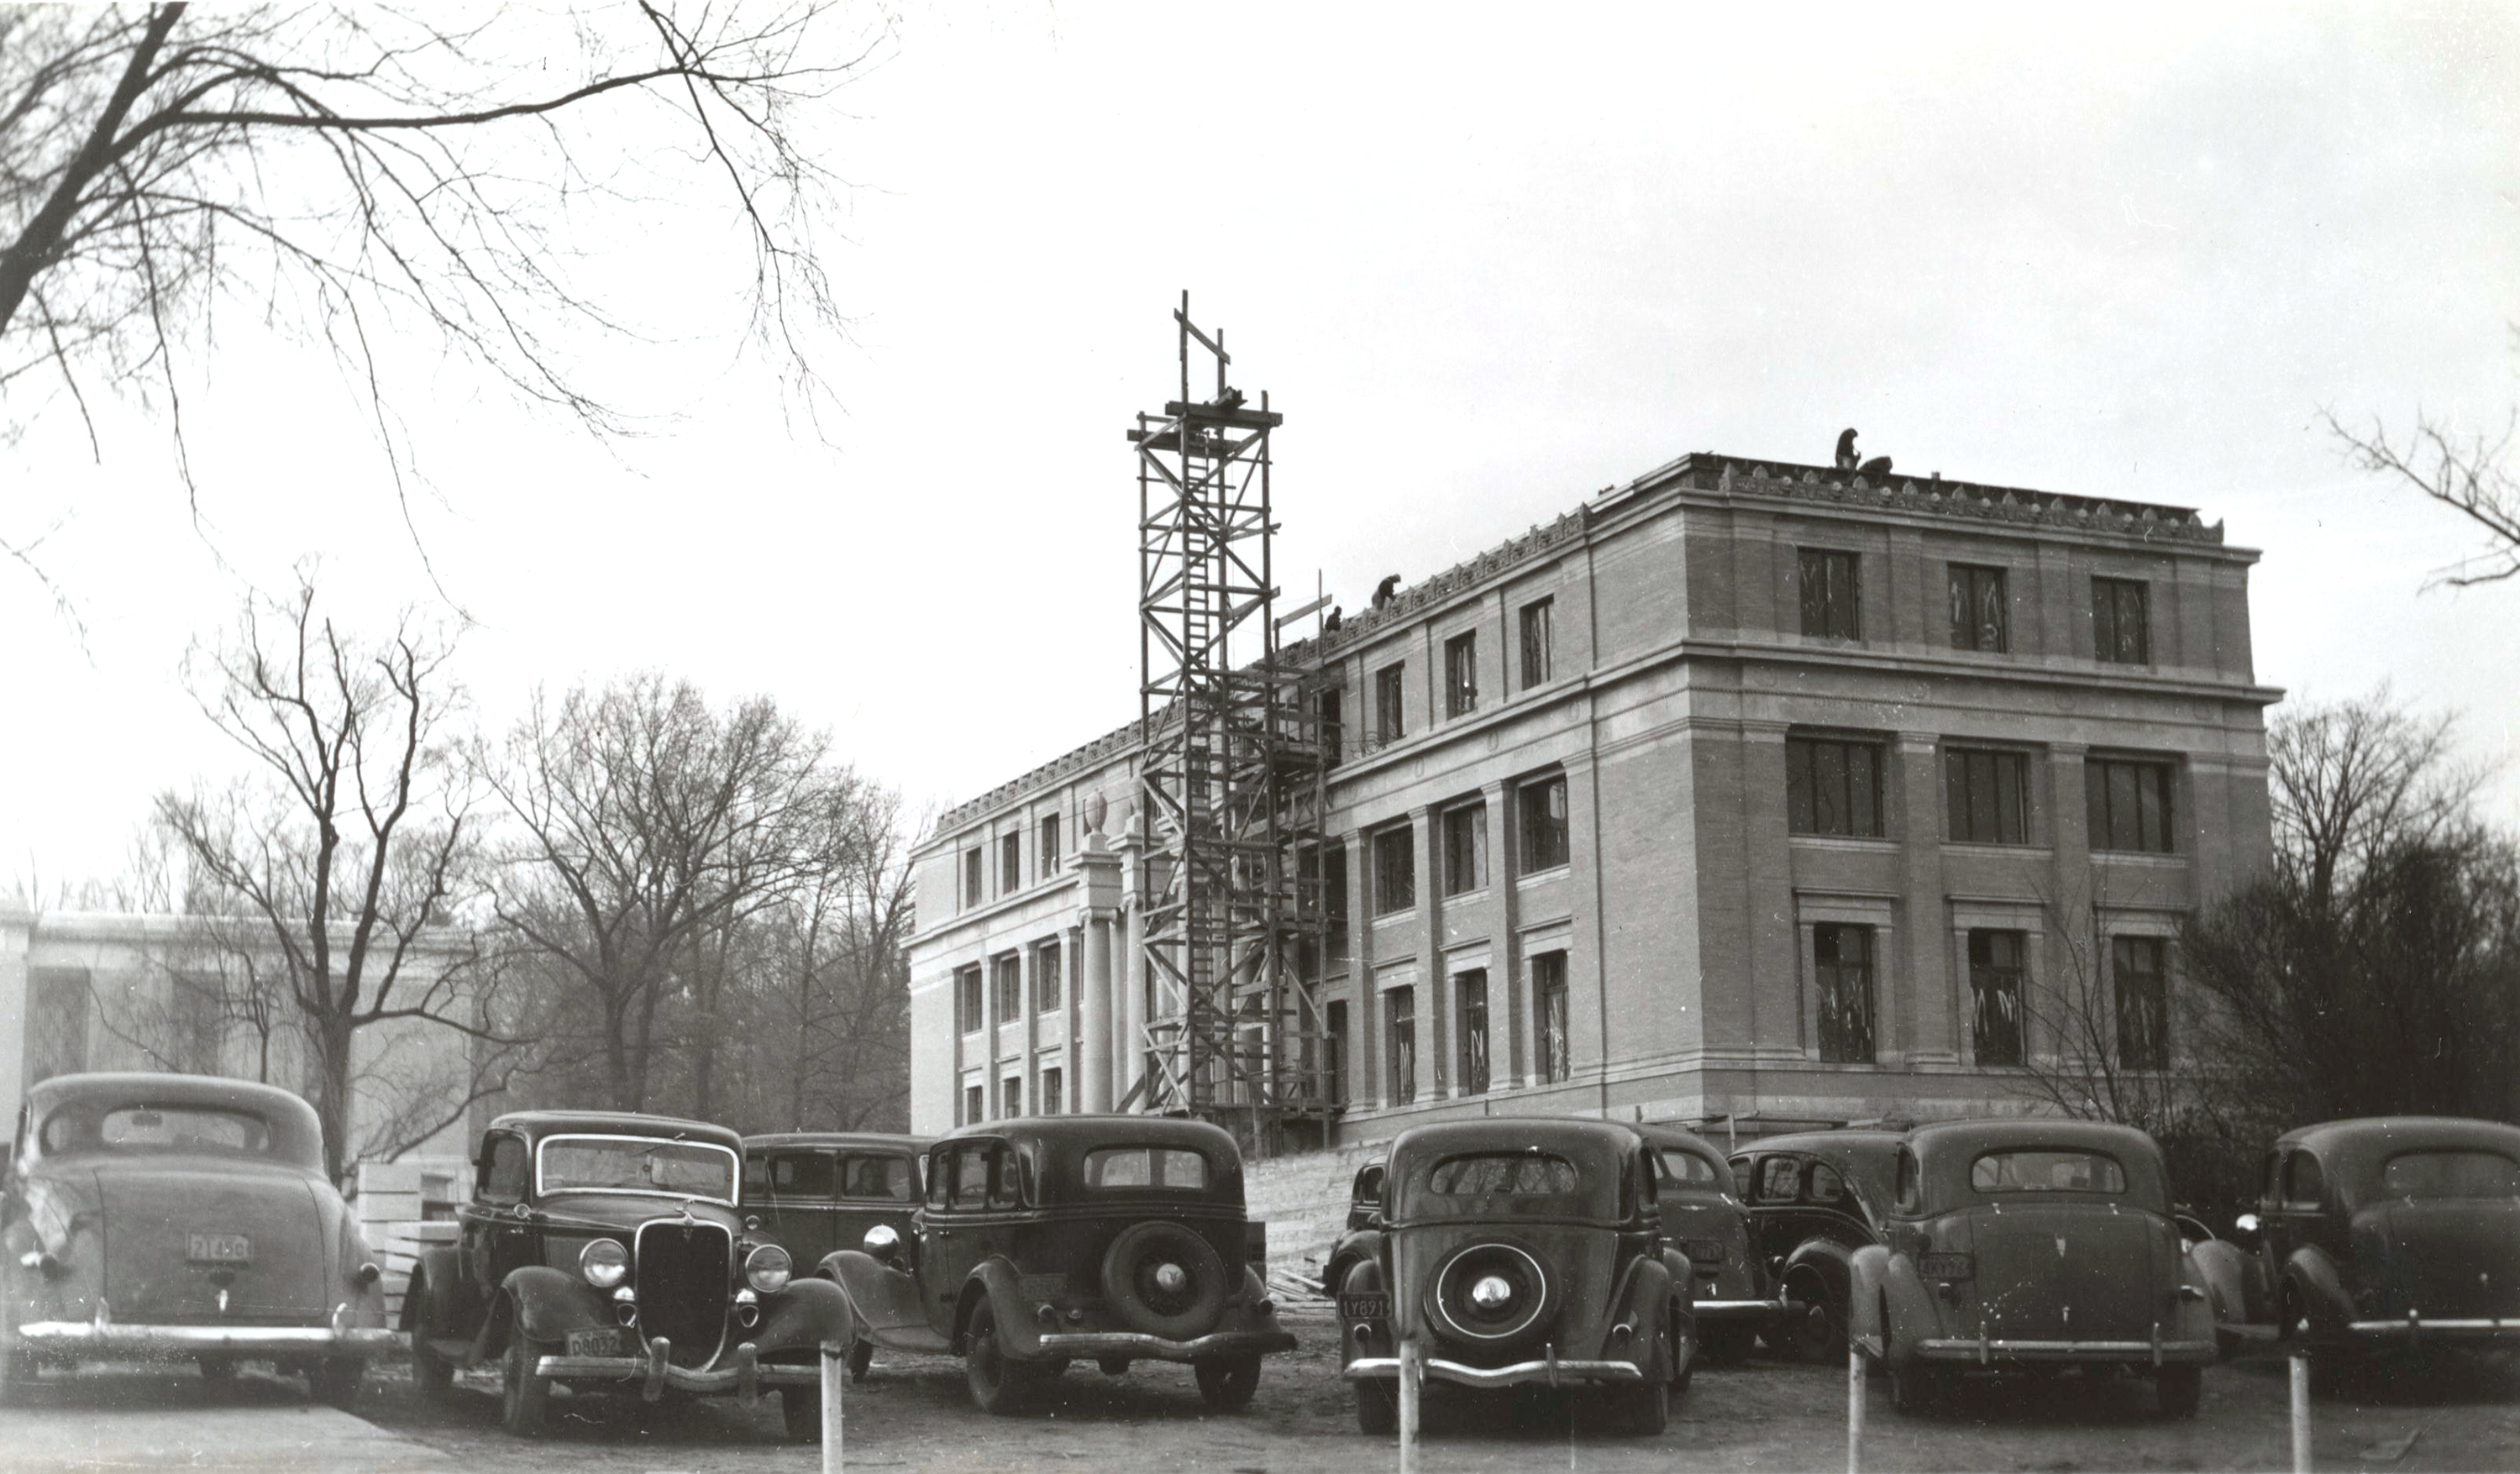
[42,1104,271,1157]
[539,1136,738,1201]
[1082,1146,1208,1191]
[2381,1150,2520,1199]
[1971,1149,2127,1194]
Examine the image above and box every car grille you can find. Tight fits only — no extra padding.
[635,1218,732,1369]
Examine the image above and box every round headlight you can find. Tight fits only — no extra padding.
[580,1238,630,1290]
[744,1242,793,1295]
[864,1223,900,1256]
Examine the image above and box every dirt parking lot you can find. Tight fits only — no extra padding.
[8,1314,2517,1472]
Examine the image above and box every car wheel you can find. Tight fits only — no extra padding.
[1097,1354,1131,1377]
[781,1382,822,1442]
[1100,1223,1228,1340]
[2156,1363,2202,1419]
[1194,1352,1262,1412]
[501,1333,555,1437]
[1670,1309,1695,1398]
[963,1300,1037,1415]
[411,1332,455,1399]
[309,1358,363,1412]
[1353,1379,1398,1435]
[1699,1321,1756,1364]
[1784,1272,1845,1362]
[1889,1360,1944,1414]
[1612,1375,1670,1436]
[846,1340,874,1383]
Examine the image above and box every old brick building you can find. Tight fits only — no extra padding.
[906,450,2276,1144]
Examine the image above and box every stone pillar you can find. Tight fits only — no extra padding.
[1077,833,1121,1114]
[1894,732,1950,1064]
[0,905,31,1118]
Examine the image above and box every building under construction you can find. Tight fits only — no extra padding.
[905,303,2280,1150]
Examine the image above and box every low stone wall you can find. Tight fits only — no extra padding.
[1243,1140,1387,1302]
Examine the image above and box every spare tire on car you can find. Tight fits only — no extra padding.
[1100,1221,1226,1340]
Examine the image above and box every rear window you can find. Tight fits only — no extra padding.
[1428,1152,1581,1197]
[1657,1150,1721,1188]
[1971,1150,2127,1194]
[2381,1151,2520,1199]
[1083,1146,1208,1190]
[45,1105,271,1157]
[841,1155,915,1202]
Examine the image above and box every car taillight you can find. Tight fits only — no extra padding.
[1919,1252,1973,1280]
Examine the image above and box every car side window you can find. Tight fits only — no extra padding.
[743,1154,769,1195]
[480,1133,528,1205]
[926,1149,952,1208]
[2258,1152,2281,1206]
[1808,1162,1845,1204]
[2281,1151,2325,1209]
[841,1155,913,1202]
[988,1146,1024,1209]
[953,1146,991,1208]
[1894,1149,1921,1214]
[1759,1157,1801,1203]
[771,1151,836,1199]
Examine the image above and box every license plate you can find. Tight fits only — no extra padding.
[186,1233,251,1263]
[1339,1293,1390,1320]
[566,1326,634,1358]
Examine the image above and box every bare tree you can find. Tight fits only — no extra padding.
[2003,868,2184,1135]
[2,3,881,590]
[2324,342,2520,590]
[481,673,868,1113]
[153,568,495,1180]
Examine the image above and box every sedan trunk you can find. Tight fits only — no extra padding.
[1967,1204,2158,1343]
[2370,1199,2520,1321]
[97,1162,331,1324]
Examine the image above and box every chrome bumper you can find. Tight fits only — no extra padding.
[1345,1353,1646,1388]
[1033,1328,1295,1363]
[1917,1335,2217,1366]
[2345,1314,2520,1340]
[536,1335,829,1405]
[15,1303,395,1360]
[1693,1298,1786,1322]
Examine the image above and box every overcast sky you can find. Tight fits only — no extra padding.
[6,3,2517,892]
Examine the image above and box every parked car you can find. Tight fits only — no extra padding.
[1632,1122,1781,1362]
[2192,1116,2520,1360]
[402,1109,854,1440]
[1848,1118,2216,1416]
[1318,1158,1386,1298]
[1727,1129,1900,1361]
[816,1115,1294,1414]
[742,1130,928,1380]
[0,1072,394,1406]
[1338,1118,1695,1435]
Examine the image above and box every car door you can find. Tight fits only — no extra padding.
[764,1147,840,1265]
[924,1143,997,1332]
[460,1130,533,1298]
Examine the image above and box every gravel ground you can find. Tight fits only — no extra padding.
[10,1314,2517,1472]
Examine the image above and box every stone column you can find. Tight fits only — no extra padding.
[1895,732,1950,1064]
[1077,833,1122,1114]
[0,905,30,1115]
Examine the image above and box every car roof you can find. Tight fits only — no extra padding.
[743,1131,932,1155]
[939,1114,1240,1153]
[24,1071,326,1169]
[1630,1121,1731,1170]
[1905,1117,2171,1212]
[1736,1129,1910,1157]
[2274,1116,2520,1156]
[486,1109,743,1152]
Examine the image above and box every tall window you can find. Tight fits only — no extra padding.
[1324,842,1351,961]
[1034,940,1063,1014]
[1948,564,2009,652]
[1039,813,1063,873]
[1444,632,1478,717]
[1372,823,1415,915]
[1945,747,2031,845]
[1799,548,1861,639]
[1375,664,1405,746]
[1457,971,1489,1095]
[2114,936,2170,1070]
[1441,803,1488,895]
[956,966,984,1033]
[1520,598,1555,689]
[1532,952,1570,1083]
[1385,987,1416,1104]
[1326,999,1349,1104]
[963,848,984,909]
[1968,930,2025,1067]
[1814,923,1877,1063]
[1000,1075,1021,1119]
[1038,1067,1063,1115]
[992,952,1021,1025]
[2093,577,2150,664]
[2087,757,2176,853]
[1787,735,1884,837]
[1518,774,1570,873]
[962,1083,983,1126]
[1319,688,1345,768]
[1000,832,1021,893]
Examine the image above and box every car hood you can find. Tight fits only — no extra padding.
[93,1159,333,1322]
[531,1191,746,1237]
[2358,1199,2520,1320]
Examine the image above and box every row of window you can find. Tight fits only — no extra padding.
[1813,923,2169,1068]
[1360,596,1557,753]
[1786,736,2178,852]
[1364,773,1570,917]
[1798,548,2157,664]
[1376,951,1574,1105]
[953,937,1066,1033]
[959,1066,1067,1127]
[960,812,1066,911]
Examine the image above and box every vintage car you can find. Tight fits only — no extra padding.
[0,1072,394,1406]
[742,1130,928,1380]
[1317,1157,1386,1298]
[1339,1118,1695,1435]
[2192,1116,2520,1359]
[816,1115,1294,1414]
[1632,1122,1781,1362]
[1727,1128,1900,1361]
[1848,1119,2216,1416]
[402,1109,854,1440]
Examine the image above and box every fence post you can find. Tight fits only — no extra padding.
[1397,1336,1421,1473]
[2288,1350,2311,1474]
[1845,1343,1865,1474]
[822,1339,847,1474]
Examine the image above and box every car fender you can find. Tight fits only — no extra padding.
[816,1249,933,1347]
[1847,1245,1891,1359]
[2279,1247,2355,1335]
[404,1246,480,1342]
[1782,1235,1856,1298]
[1609,1251,1679,1371]
[2188,1237,2263,1329]
[1336,1256,1391,1361]
[962,1256,1044,1360]
[1323,1226,1383,1298]
[485,1266,606,1354]
[753,1275,855,1359]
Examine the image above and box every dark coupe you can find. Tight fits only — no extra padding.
[742,1130,928,1380]
[1727,1128,1900,1360]
[0,1073,393,1405]
[402,1109,853,1439]
[816,1115,1293,1414]
[1339,1118,1695,1435]
[1633,1122,1781,1361]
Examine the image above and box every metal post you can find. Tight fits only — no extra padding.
[1398,1336,1422,1471]
[1845,1343,1865,1474]
[2288,1351,2311,1474]
[822,1339,846,1474]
